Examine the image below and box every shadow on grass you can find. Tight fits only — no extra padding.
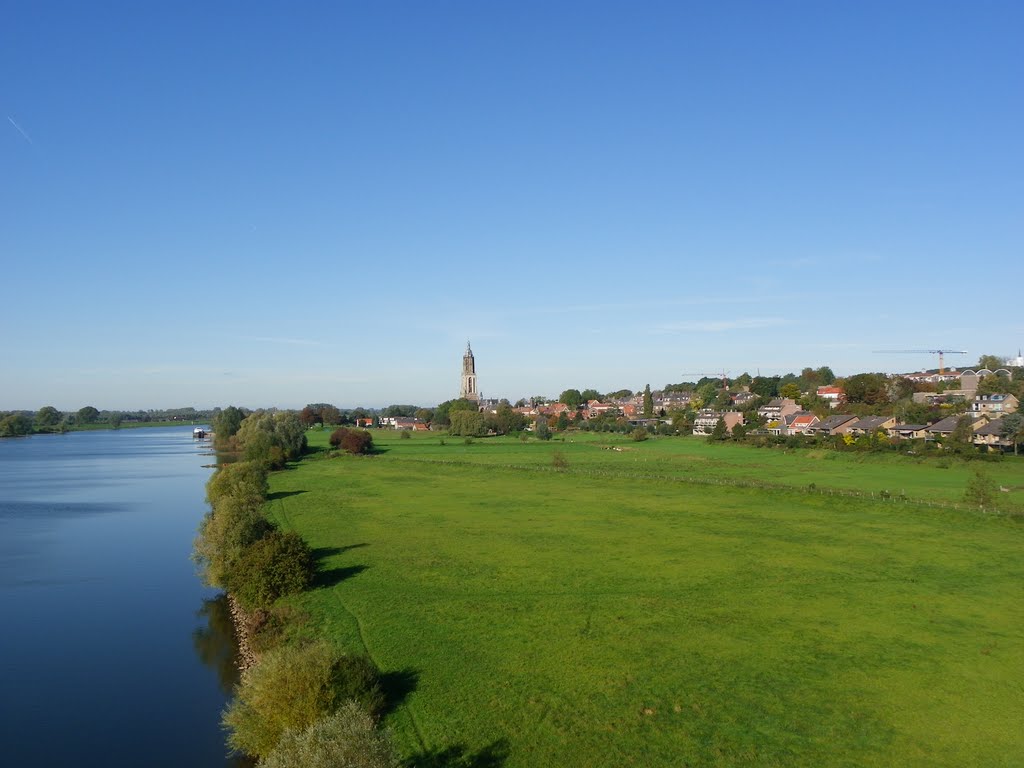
[379,667,420,715]
[267,489,306,501]
[314,563,368,588]
[312,543,371,588]
[406,739,509,768]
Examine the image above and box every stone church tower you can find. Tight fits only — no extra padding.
[460,341,480,402]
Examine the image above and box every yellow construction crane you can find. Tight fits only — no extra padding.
[873,349,967,375]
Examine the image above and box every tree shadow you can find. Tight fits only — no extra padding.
[406,739,510,768]
[312,542,369,558]
[314,563,368,589]
[267,489,306,501]
[379,667,420,716]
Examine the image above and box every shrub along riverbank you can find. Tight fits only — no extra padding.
[194,410,394,766]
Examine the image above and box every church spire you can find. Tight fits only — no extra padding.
[460,341,479,402]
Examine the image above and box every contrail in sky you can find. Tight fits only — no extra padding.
[7,116,34,144]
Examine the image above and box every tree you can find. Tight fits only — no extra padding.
[77,406,100,424]
[707,417,728,442]
[977,354,1003,371]
[534,418,551,440]
[580,388,602,402]
[559,389,584,408]
[223,641,383,758]
[260,701,401,768]
[842,373,889,405]
[320,405,341,426]
[642,384,653,418]
[606,389,633,399]
[213,405,246,449]
[230,530,315,612]
[34,406,62,429]
[414,408,434,425]
[950,414,975,447]
[964,467,996,508]
[749,376,780,398]
[299,406,319,427]
[779,383,802,401]
[108,412,122,429]
[449,410,485,437]
[0,412,33,436]
[237,412,308,468]
[999,413,1024,455]
[329,428,374,455]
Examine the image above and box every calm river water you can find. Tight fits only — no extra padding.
[0,426,247,767]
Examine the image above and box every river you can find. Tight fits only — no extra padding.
[0,426,247,767]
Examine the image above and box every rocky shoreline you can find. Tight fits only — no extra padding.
[227,594,258,673]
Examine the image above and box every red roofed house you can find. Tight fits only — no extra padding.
[816,386,846,409]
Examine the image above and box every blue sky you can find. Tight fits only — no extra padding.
[2,1,1021,410]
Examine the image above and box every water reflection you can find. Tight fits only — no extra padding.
[193,594,256,767]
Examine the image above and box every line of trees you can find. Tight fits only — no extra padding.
[195,409,398,766]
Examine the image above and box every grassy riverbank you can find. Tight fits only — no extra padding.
[266,431,1024,767]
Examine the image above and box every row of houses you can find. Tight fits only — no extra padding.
[694,393,1019,449]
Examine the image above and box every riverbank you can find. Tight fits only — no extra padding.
[227,595,258,672]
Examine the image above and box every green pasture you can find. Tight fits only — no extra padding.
[267,431,1024,767]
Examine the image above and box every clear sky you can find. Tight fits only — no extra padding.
[2,1,1021,410]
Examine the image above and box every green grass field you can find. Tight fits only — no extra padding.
[266,431,1024,767]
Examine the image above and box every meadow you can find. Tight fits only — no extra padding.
[266,431,1024,767]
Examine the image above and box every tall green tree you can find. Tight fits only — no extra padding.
[779,383,802,400]
[559,389,584,408]
[977,354,1003,370]
[77,405,100,424]
[449,410,485,436]
[0,412,33,436]
[999,413,1024,455]
[643,384,653,417]
[580,388,602,402]
[35,405,62,429]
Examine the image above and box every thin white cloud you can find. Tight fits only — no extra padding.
[7,116,33,144]
[654,317,790,334]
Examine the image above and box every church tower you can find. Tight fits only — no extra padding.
[460,341,480,402]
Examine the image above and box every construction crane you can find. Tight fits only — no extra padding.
[681,371,731,388]
[873,349,967,375]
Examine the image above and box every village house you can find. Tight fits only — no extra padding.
[815,386,845,409]
[731,391,758,407]
[583,400,619,419]
[887,423,930,440]
[805,414,858,436]
[972,419,1012,450]
[845,415,897,436]
[757,398,800,422]
[784,412,819,436]
[971,393,1019,416]
[692,410,744,436]
[925,414,983,441]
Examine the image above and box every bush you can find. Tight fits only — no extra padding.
[329,428,374,455]
[964,467,997,508]
[205,460,268,511]
[193,494,274,589]
[260,701,400,768]
[400,430,411,439]
[230,530,315,612]
[630,428,649,442]
[223,641,383,758]
[552,450,569,470]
